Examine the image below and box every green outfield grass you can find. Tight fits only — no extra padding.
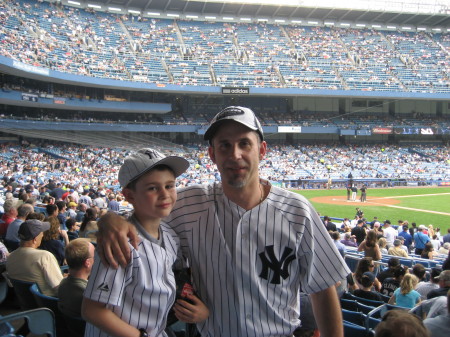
[293,187,450,234]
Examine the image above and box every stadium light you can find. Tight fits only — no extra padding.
[67,1,80,5]
[356,24,366,27]
[417,27,427,31]
[205,16,217,19]
[167,13,180,17]
[147,12,161,16]
[223,16,234,20]
[275,19,286,23]
[108,7,122,12]
[257,18,268,22]
[340,23,351,26]
[432,28,441,31]
[387,26,397,29]
[186,15,199,18]
[371,24,381,28]
[308,21,318,25]
[324,21,335,25]
[87,4,101,9]
[240,18,252,21]
[402,26,412,30]
[291,20,302,24]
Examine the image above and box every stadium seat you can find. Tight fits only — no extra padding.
[30,283,70,336]
[341,298,358,311]
[343,320,374,337]
[342,309,367,327]
[8,278,38,310]
[0,308,56,337]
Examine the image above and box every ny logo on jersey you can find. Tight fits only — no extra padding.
[259,245,295,285]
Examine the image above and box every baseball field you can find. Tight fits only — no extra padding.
[293,186,450,234]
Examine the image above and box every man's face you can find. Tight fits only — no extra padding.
[208,121,266,189]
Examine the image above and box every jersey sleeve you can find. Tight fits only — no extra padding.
[84,244,134,306]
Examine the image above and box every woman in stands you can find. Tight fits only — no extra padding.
[79,207,98,244]
[40,216,66,266]
[420,242,437,260]
[357,229,382,261]
[348,257,381,292]
[378,237,389,255]
[388,273,421,308]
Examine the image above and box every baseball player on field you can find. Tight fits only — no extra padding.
[97,106,350,337]
[82,149,209,337]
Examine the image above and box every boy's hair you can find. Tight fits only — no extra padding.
[375,310,430,337]
[125,165,175,191]
[65,239,91,270]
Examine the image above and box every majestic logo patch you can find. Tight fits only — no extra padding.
[259,245,295,284]
[97,282,110,292]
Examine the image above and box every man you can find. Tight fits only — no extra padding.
[359,185,367,202]
[76,203,88,223]
[58,238,95,317]
[427,270,450,300]
[443,228,450,244]
[383,220,397,249]
[50,182,65,201]
[341,233,358,248]
[378,257,400,284]
[423,290,450,337]
[398,225,413,252]
[416,267,441,300]
[387,239,408,257]
[351,219,366,245]
[6,219,63,297]
[438,242,450,256]
[106,193,120,212]
[97,106,349,337]
[78,190,93,207]
[323,215,337,232]
[414,225,431,255]
[331,231,346,258]
[4,203,34,252]
[67,202,78,219]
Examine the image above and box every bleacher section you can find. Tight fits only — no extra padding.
[0,0,448,93]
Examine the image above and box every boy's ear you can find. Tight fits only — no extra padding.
[122,188,134,203]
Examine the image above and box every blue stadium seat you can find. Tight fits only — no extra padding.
[0,308,56,337]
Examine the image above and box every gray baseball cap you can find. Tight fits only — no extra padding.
[204,106,263,141]
[119,148,189,188]
[18,219,50,241]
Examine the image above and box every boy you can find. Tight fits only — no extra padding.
[82,148,208,337]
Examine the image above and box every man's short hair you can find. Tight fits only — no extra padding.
[17,203,34,217]
[65,239,91,270]
[412,263,426,280]
[46,204,58,216]
[388,257,400,268]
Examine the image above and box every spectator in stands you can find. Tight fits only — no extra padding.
[50,183,65,201]
[58,238,95,317]
[439,243,450,256]
[383,220,398,249]
[56,200,68,230]
[398,225,413,252]
[79,208,98,244]
[389,273,421,308]
[378,237,388,255]
[430,234,441,252]
[107,193,120,212]
[423,290,450,337]
[388,239,408,257]
[66,218,79,241]
[79,190,93,207]
[427,270,450,299]
[40,216,65,266]
[4,203,34,252]
[0,199,17,237]
[421,242,437,260]
[351,219,366,245]
[376,309,430,337]
[6,219,63,297]
[416,267,441,300]
[67,202,78,219]
[378,257,401,283]
[323,216,337,232]
[92,193,107,210]
[357,229,381,261]
[412,263,427,283]
[414,225,430,255]
[353,272,384,302]
[341,233,358,247]
[76,203,88,223]
[373,221,384,238]
[381,265,407,298]
[443,229,450,244]
[0,241,9,264]
[349,257,381,292]
[331,231,345,258]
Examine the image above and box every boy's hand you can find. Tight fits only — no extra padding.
[173,294,209,324]
[97,212,139,269]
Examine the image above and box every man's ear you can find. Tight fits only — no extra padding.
[208,146,216,164]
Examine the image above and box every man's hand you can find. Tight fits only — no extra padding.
[96,212,139,269]
[173,294,209,324]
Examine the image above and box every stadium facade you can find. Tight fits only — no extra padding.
[0,0,449,147]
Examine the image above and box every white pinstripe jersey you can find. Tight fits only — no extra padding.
[166,180,350,337]
[84,216,179,337]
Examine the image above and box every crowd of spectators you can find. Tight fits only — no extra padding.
[0,142,449,191]
[0,0,449,92]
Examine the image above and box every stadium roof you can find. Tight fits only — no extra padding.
[79,0,450,28]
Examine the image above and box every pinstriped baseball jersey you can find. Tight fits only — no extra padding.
[84,216,179,337]
[166,180,350,337]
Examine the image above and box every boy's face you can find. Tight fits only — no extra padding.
[123,168,177,221]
